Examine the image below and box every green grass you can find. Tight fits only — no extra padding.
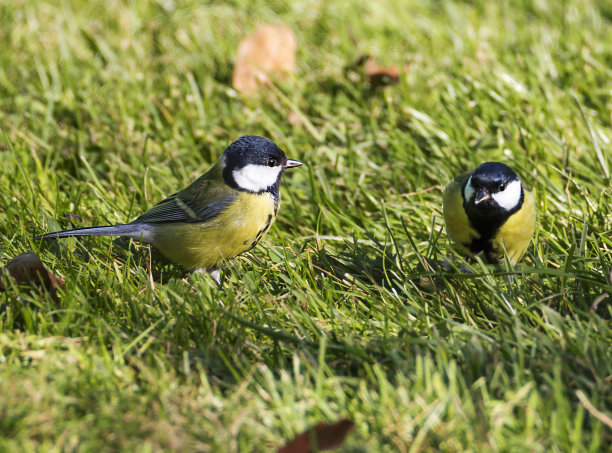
[1,0,611,451]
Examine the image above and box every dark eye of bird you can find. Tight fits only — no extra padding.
[499,182,506,191]
[267,158,277,167]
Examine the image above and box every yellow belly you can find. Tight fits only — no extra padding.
[492,191,536,264]
[151,193,277,270]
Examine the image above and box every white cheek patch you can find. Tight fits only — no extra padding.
[232,164,283,192]
[491,179,522,210]
[463,176,475,201]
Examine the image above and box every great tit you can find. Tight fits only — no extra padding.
[37,135,303,283]
[443,162,536,265]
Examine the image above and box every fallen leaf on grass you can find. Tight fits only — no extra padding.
[1,252,64,301]
[346,55,404,90]
[277,419,354,453]
[288,110,303,127]
[232,24,297,95]
[363,57,401,88]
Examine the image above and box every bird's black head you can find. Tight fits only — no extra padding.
[221,136,303,194]
[471,162,519,191]
[463,161,524,230]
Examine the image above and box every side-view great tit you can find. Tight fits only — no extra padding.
[37,135,303,283]
[443,162,536,265]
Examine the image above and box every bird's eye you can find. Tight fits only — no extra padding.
[267,158,277,167]
[499,182,506,191]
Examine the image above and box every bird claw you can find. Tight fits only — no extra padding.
[193,268,222,285]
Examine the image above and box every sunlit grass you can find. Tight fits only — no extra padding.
[0,0,610,451]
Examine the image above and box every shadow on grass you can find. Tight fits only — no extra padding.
[19,233,612,412]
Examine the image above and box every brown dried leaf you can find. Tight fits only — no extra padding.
[364,57,401,88]
[1,252,65,301]
[232,24,297,95]
[288,110,303,127]
[277,419,354,453]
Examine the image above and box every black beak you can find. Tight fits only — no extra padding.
[284,159,303,169]
[474,189,491,205]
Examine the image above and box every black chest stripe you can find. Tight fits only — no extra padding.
[244,214,274,251]
[462,184,524,262]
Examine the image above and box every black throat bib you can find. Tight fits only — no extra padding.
[462,185,524,262]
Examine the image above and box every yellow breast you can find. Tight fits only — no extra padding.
[493,189,536,264]
[152,193,278,270]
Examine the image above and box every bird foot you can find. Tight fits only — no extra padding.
[193,267,222,285]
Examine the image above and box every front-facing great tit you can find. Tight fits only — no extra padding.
[443,162,536,265]
[37,135,303,283]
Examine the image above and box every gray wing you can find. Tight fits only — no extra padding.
[132,193,237,224]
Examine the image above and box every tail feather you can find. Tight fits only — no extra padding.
[36,224,154,242]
